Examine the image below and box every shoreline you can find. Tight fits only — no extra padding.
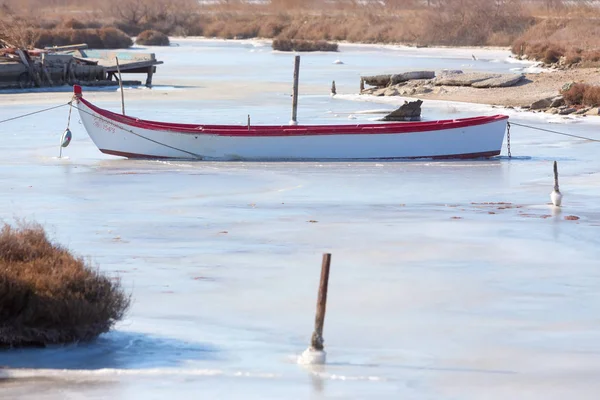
[401,68,600,109]
[2,37,599,114]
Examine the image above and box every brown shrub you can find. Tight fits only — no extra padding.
[0,222,130,348]
[136,29,170,45]
[34,27,132,49]
[512,18,600,63]
[543,45,564,64]
[272,38,338,52]
[98,27,133,48]
[583,85,600,107]
[564,50,582,66]
[0,16,41,48]
[562,83,587,105]
[59,18,102,30]
[585,50,600,62]
[60,18,86,30]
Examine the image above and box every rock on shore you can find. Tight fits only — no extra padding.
[360,70,525,99]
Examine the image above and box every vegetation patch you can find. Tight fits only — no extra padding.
[562,83,600,107]
[512,18,600,66]
[3,0,600,67]
[136,30,170,46]
[272,38,338,52]
[0,222,130,348]
[33,27,132,49]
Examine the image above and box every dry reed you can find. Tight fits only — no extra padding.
[0,222,130,348]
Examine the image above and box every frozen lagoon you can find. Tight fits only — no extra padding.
[1,39,600,399]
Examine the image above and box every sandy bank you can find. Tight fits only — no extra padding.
[414,68,600,108]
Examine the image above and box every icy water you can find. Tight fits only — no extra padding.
[1,39,600,399]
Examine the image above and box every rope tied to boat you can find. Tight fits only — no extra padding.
[0,102,71,125]
[67,102,203,159]
[506,121,512,158]
[509,121,600,143]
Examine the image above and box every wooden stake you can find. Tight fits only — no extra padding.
[360,78,364,93]
[146,66,154,87]
[310,253,331,351]
[41,54,54,86]
[290,55,300,124]
[115,57,125,115]
[331,80,336,95]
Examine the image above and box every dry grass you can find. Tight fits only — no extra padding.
[2,0,600,60]
[0,222,130,348]
[0,15,41,48]
[512,18,600,65]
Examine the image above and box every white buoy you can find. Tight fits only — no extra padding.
[59,128,72,158]
[333,59,344,65]
[298,347,326,365]
[551,160,563,207]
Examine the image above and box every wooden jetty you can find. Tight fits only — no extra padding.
[0,42,163,89]
[70,49,163,87]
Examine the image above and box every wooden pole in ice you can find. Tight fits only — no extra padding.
[298,253,331,365]
[115,57,125,115]
[290,55,300,125]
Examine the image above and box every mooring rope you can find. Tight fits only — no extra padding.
[509,121,600,143]
[67,103,203,159]
[3,101,599,155]
[0,103,71,124]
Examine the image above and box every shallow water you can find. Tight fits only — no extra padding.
[1,39,600,399]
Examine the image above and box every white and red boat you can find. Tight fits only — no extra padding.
[73,85,508,160]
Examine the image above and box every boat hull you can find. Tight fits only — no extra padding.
[75,94,508,161]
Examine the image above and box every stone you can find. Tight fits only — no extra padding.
[434,72,497,86]
[361,74,392,87]
[398,88,416,96]
[390,71,435,84]
[471,74,524,88]
[383,87,399,96]
[437,69,463,77]
[381,100,423,121]
[360,87,378,95]
[585,107,600,116]
[559,107,577,115]
[372,88,388,96]
[574,107,590,115]
[530,97,554,110]
[550,96,565,108]
[413,86,433,94]
[548,108,560,114]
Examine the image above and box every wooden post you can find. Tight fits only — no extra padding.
[41,53,54,86]
[146,66,154,87]
[310,253,331,351]
[17,49,42,87]
[290,55,300,125]
[247,114,251,130]
[115,57,125,115]
[331,80,336,95]
[360,78,364,93]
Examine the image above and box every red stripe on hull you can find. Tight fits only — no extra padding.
[78,97,508,137]
[100,148,500,160]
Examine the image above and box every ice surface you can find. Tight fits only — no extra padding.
[1,39,600,400]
